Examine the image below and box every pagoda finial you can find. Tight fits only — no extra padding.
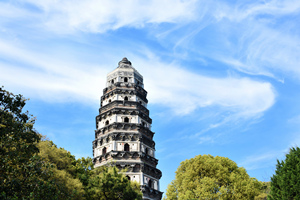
[118,57,132,67]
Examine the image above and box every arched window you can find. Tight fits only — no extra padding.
[105,120,109,125]
[124,117,129,123]
[102,147,107,155]
[145,148,149,155]
[111,79,114,84]
[148,179,152,188]
[124,77,128,82]
[108,99,111,103]
[126,175,130,180]
[124,96,128,101]
[124,143,130,152]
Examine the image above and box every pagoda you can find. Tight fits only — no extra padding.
[92,58,163,200]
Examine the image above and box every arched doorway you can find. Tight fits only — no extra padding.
[124,117,129,123]
[102,147,107,155]
[148,179,152,188]
[124,143,130,152]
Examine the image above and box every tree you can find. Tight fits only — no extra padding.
[38,140,143,200]
[255,182,270,200]
[164,154,263,200]
[74,156,94,188]
[0,87,62,199]
[37,140,85,199]
[87,166,142,200]
[269,147,300,200]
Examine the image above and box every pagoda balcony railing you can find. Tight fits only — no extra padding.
[94,151,158,167]
[140,185,163,200]
[103,82,147,96]
[101,89,148,103]
[95,122,155,139]
[98,108,152,124]
[99,100,149,116]
[93,132,155,148]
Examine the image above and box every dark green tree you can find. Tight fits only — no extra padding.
[269,147,300,200]
[0,87,62,199]
[37,140,85,199]
[74,156,94,188]
[164,154,263,200]
[38,140,143,200]
[87,166,142,200]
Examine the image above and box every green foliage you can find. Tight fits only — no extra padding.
[38,140,142,200]
[74,157,94,188]
[37,140,85,199]
[269,147,300,200]
[164,154,263,200]
[37,140,77,176]
[1,87,41,199]
[87,166,142,200]
[254,182,270,200]
[0,87,77,200]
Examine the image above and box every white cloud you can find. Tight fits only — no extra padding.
[137,58,275,117]
[0,2,31,20]
[216,0,300,22]
[0,0,278,120]
[0,38,107,104]
[155,0,300,81]
[22,0,197,33]
[2,0,299,83]
[0,36,275,120]
[216,1,300,79]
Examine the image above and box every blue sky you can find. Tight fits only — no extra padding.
[1,0,300,194]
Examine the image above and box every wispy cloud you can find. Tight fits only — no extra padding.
[239,151,282,171]
[288,115,300,124]
[0,38,276,129]
[155,0,300,81]
[0,0,284,131]
[0,38,107,104]
[3,0,299,82]
[138,57,276,117]
[19,0,197,33]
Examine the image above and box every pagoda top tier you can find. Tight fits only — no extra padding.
[118,57,132,67]
[106,58,144,88]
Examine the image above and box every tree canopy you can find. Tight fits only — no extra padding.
[87,166,142,200]
[164,154,264,200]
[0,86,52,199]
[269,146,300,200]
[38,140,142,200]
